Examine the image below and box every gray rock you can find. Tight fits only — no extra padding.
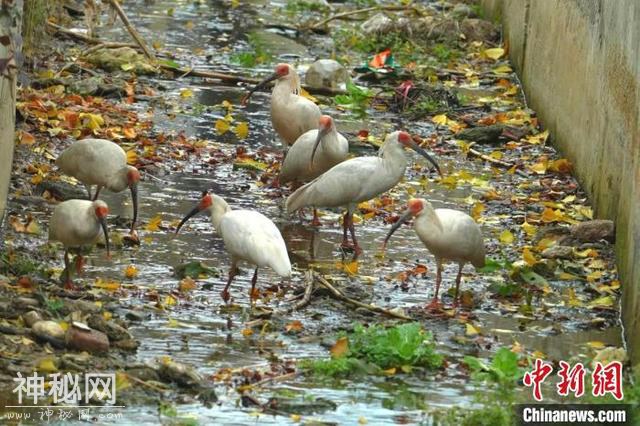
[32,320,65,340]
[157,359,202,387]
[126,366,160,382]
[541,245,574,259]
[23,310,42,327]
[452,3,476,19]
[87,314,133,341]
[305,59,349,90]
[570,220,615,243]
[457,124,505,144]
[361,13,394,35]
[62,298,101,314]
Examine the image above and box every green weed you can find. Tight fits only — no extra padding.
[334,82,373,118]
[230,34,273,68]
[300,322,442,378]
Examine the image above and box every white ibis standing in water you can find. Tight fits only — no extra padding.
[383,198,485,309]
[48,199,111,289]
[243,63,321,146]
[175,192,291,303]
[56,139,140,235]
[286,131,441,255]
[280,115,349,225]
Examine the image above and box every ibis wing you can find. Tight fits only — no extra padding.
[219,211,291,277]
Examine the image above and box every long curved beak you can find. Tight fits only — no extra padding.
[175,205,201,235]
[407,141,442,176]
[99,217,110,257]
[383,209,413,249]
[242,72,279,105]
[130,183,138,232]
[310,128,329,167]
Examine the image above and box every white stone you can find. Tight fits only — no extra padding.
[305,59,349,90]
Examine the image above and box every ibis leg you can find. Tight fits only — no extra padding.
[452,263,464,307]
[249,267,259,302]
[340,210,349,248]
[347,212,362,256]
[221,261,237,303]
[92,186,103,201]
[75,254,85,275]
[85,184,93,200]
[63,250,75,290]
[311,209,322,226]
[426,262,443,311]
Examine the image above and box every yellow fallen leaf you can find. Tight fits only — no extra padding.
[126,150,137,165]
[530,159,548,174]
[432,114,449,126]
[102,311,113,321]
[19,130,36,145]
[526,129,549,145]
[290,414,301,422]
[79,113,104,131]
[330,336,349,358]
[588,295,614,308]
[521,221,537,237]
[522,247,537,266]
[383,367,396,376]
[163,295,177,306]
[341,260,359,276]
[94,278,121,291]
[493,64,512,74]
[499,229,514,244]
[234,122,249,139]
[241,328,254,337]
[586,341,606,349]
[471,202,485,221]
[483,47,505,60]
[115,372,132,392]
[180,88,194,98]
[124,264,138,279]
[215,118,230,135]
[38,358,58,373]
[466,323,479,336]
[549,158,572,174]
[145,215,162,232]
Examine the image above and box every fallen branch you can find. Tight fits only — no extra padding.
[104,0,156,61]
[310,5,416,30]
[82,42,139,56]
[125,373,169,393]
[313,273,412,320]
[444,140,528,177]
[238,372,298,392]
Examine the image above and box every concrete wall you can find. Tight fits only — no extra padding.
[482,0,640,363]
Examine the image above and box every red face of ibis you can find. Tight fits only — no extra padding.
[275,64,290,77]
[407,198,424,215]
[397,131,412,147]
[318,115,332,130]
[127,168,141,185]
[199,193,213,210]
[95,205,109,219]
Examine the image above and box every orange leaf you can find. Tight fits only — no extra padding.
[369,49,391,68]
[330,336,349,358]
[179,277,197,292]
[285,320,304,333]
[19,131,36,145]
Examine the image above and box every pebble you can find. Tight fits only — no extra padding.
[305,59,350,90]
[32,320,65,340]
[23,310,42,327]
[361,13,394,35]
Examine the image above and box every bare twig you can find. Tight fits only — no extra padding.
[82,42,138,56]
[104,0,156,61]
[310,5,416,30]
[313,273,412,320]
[125,373,168,393]
[238,372,298,392]
[445,140,528,177]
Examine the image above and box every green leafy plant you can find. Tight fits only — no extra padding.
[285,0,329,14]
[334,82,373,118]
[300,322,442,378]
[230,33,273,68]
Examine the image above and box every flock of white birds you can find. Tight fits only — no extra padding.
[47,63,485,311]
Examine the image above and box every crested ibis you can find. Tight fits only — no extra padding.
[280,115,348,225]
[384,198,485,309]
[175,192,291,303]
[286,131,441,254]
[243,63,321,146]
[48,199,111,289]
[56,138,140,234]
